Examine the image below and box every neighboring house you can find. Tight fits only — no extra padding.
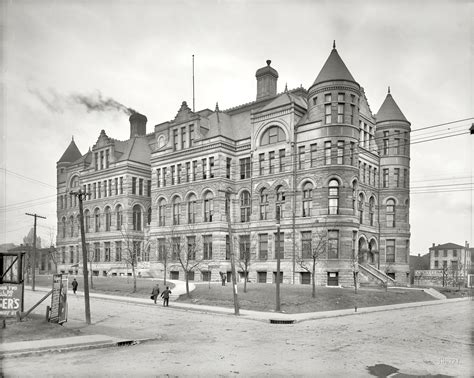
[56,44,411,286]
[429,242,471,273]
[6,245,56,275]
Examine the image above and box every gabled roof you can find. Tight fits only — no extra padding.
[312,46,356,86]
[116,137,151,164]
[58,138,82,163]
[375,90,409,123]
[430,242,465,250]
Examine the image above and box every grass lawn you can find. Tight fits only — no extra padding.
[176,283,436,314]
[32,275,172,299]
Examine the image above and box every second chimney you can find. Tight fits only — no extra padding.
[255,60,278,100]
[130,113,147,138]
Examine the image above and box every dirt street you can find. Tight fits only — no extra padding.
[2,290,472,377]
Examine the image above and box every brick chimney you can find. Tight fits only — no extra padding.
[255,60,278,100]
[130,113,147,138]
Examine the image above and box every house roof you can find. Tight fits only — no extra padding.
[312,47,356,86]
[430,242,465,250]
[58,138,82,163]
[375,90,409,123]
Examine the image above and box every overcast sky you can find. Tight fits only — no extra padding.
[1,0,472,254]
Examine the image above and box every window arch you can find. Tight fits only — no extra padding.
[259,188,269,220]
[358,193,364,224]
[369,196,375,226]
[147,207,152,226]
[260,126,286,146]
[328,179,339,215]
[133,204,142,231]
[70,175,79,189]
[116,205,123,231]
[94,208,100,232]
[203,192,214,222]
[352,181,357,215]
[69,215,74,237]
[172,197,181,225]
[187,194,197,224]
[276,186,285,219]
[240,190,251,222]
[62,217,66,238]
[302,182,313,217]
[158,199,166,226]
[84,210,90,233]
[386,199,395,227]
[105,206,111,231]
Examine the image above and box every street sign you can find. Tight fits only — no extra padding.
[0,283,22,317]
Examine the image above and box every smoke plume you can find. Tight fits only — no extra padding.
[29,88,137,115]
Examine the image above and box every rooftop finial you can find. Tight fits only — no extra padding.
[333,40,336,49]
[72,135,74,141]
[215,102,220,112]
[388,86,391,94]
[266,59,271,66]
[284,83,288,92]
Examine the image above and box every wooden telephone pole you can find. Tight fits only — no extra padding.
[225,191,239,315]
[70,189,91,324]
[25,213,46,291]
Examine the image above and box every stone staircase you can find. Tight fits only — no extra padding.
[359,263,398,288]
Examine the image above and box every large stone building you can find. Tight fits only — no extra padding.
[56,45,411,286]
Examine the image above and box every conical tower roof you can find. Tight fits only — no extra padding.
[58,138,82,163]
[312,43,356,86]
[375,89,409,123]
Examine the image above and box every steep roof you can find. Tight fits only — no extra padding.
[375,90,409,123]
[430,242,464,250]
[116,137,151,164]
[312,46,356,86]
[58,139,82,163]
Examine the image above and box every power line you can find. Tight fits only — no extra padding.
[0,168,56,189]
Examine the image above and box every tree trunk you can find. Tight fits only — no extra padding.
[244,269,247,293]
[185,271,190,296]
[132,264,137,293]
[311,262,316,298]
[163,260,167,286]
[89,260,94,289]
[353,271,358,294]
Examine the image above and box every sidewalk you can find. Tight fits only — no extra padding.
[2,283,470,359]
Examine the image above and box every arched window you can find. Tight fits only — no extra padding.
[105,206,111,231]
[204,192,214,222]
[84,210,90,233]
[133,205,142,231]
[94,208,100,232]
[116,205,123,231]
[302,183,313,217]
[259,188,268,220]
[405,199,409,223]
[172,197,181,225]
[70,176,79,188]
[358,193,364,224]
[369,196,375,226]
[275,186,285,219]
[188,194,197,224]
[240,191,251,222]
[261,126,286,146]
[62,217,66,238]
[147,207,152,225]
[328,179,339,215]
[386,199,395,227]
[158,199,166,226]
[69,216,74,237]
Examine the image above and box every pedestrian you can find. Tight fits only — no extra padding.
[150,283,160,304]
[71,278,78,294]
[220,272,226,286]
[161,286,172,307]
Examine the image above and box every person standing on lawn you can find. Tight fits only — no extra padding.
[71,278,78,294]
[161,286,172,307]
[151,283,160,304]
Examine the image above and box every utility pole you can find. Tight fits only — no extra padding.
[275,206,281,312]
[225,191,239,315]
[25,213,46,291]
[70,189,91,324]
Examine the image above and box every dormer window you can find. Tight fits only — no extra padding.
[261,126,285,146]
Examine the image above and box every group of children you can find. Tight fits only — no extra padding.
[151,284,172,306]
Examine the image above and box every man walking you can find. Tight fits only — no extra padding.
[151,283,160,304]
[71,278,78,295]
[161,286,172,307]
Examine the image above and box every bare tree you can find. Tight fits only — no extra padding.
[23,227,42,248]
[296,226,328,298]
[349,243,359,294]
[119,228,142,293]
[156,235,170,286]
[168,225,203,296]
[236,227,254,293]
